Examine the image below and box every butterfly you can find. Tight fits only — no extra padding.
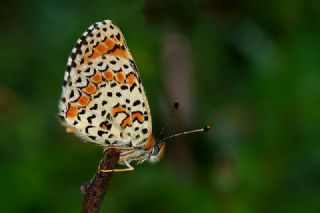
[58,20,211,172]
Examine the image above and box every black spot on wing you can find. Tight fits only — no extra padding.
[76,77,82,83]
[106,113,111,120]
[121,85,128,90]
[116,33,121,40]
[87,114,96,124]
[85,125,94,134]
[106,124,112,130]
[69,90,74,99]
[133,100,141,106]
[79,109,86,115]
[93,93,102,99]
[89,135,96,140]
[63,80,67,86]
[142,128,148,134]
[97,130,108,137]
[130,82,137,92]
[90,104,98,110]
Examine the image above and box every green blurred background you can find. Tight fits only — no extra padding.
[1,0,320,212]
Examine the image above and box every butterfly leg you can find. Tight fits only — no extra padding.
[103,146,135,158]
[103,146,134,153]
[97,147,135,173]
[98,160,134,173]
[130,157,148,164]
[119,149,135,156]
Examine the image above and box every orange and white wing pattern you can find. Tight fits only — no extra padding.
[58,20,152,148]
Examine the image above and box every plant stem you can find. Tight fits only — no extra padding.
[81,149,120,213]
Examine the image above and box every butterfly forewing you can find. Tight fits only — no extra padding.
[59,20,152,148]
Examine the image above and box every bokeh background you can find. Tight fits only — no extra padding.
[1,0,320,212]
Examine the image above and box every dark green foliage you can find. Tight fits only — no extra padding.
[0,0,319,212]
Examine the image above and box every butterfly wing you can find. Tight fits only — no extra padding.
[58,20,152,148]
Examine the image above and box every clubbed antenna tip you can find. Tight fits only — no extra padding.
[204,124,212,131]
[174,100,179,109]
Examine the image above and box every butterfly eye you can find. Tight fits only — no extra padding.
[151,145,160,156]
[148,144,165,163]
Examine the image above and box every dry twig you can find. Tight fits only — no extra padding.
[81,149,120,213]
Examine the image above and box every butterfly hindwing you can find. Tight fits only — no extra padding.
[59,20,152,148]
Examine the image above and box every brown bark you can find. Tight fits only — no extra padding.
[81,149,120,213]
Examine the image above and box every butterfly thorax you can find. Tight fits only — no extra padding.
[118,134,154,164]
[118,148,151,165]
[117,136,165,165]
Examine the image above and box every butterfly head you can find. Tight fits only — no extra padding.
[148,141,166,163]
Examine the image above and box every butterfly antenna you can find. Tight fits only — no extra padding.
[158,124,212,144]
[157,100,179,140]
